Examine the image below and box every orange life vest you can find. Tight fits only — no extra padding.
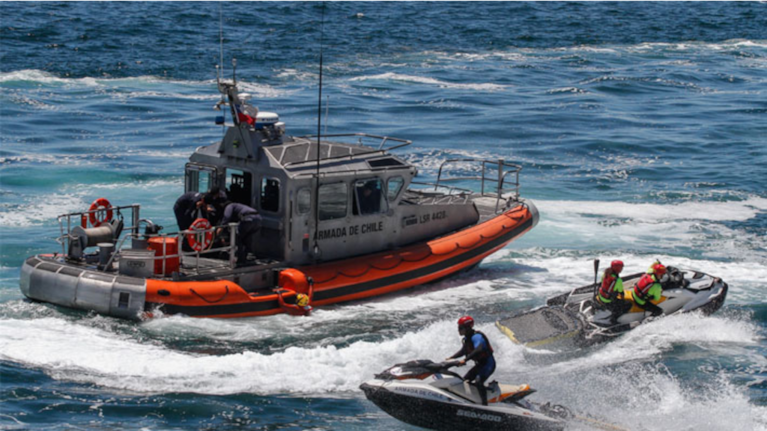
[634,273,659,301]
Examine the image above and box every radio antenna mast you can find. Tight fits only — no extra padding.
[219,3,224,81]
[312,3,327,261]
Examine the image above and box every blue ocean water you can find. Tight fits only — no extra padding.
[1,2,766,430]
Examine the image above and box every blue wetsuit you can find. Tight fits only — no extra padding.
[450,330,496,405]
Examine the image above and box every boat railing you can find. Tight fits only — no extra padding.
[102,222,240,275]
[432,158,522,213]
[56,203,143,257]
[407,182,474,205]
[285,133,412,168]
[56,204,242,275]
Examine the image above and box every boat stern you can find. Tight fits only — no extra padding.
[19,255,148,320]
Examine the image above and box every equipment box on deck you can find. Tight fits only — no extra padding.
[118,249,155,278]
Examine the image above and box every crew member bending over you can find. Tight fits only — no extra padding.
[174,187,225,251]
[596,260,633,323]
[218,201,261,265]
[447,316,496,406]
[632,263,666,317]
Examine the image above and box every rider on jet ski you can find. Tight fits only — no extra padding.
[447,316,496,406]
[632,263,666,317]
[596,260,633,324]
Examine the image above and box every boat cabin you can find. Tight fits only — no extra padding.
[182,82,521,267]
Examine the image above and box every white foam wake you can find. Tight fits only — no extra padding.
[350,73,507,91]
[0,317,460,395]
[1,313,764,430]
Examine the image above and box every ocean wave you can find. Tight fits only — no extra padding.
[0,69,210,87]
[349,73,507,91]
[539,196,767,223]
[0,180,182,228]
[408,39,766,65]
[0,194,88,228]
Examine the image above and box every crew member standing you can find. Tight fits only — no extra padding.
[447,316,496,406]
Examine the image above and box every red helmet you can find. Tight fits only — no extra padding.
[457,316,474,329]
[653,263,667,277]
[611,260,624,273]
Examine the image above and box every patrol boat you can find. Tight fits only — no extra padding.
[19,68,539,319]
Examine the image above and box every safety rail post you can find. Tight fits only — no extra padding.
[195,228,201,272]
[435,161,445,191]
[62,215,69,256]
[481,160,486,196]
[229,222,238,269]
[496,159,504,211]
[131,204,140,238]
[102,233,134,270]
[162,234,167,275]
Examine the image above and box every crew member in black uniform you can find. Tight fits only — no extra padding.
[218,201,262,265]
[174,187,226,251]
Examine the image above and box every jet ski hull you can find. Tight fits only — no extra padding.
[360,382,564,431]
[497,268,728,349]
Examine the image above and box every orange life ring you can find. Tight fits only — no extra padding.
[88,198,113,227]
[187,218,213,251]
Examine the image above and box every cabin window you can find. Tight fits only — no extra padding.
[296,188,311,215]
[226,169,253,205]
[353,178,387,216]
[319,183,348,221]
[260,177,280,213]
[387,176,405,201]
[185,165,215,193]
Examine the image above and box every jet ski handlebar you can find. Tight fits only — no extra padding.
[375,359,464,381]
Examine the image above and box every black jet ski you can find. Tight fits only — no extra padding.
[496,265,728,349]
[361,359,591,431]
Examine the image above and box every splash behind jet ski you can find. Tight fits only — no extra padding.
[496,265,728,349]
[361,359,573,431]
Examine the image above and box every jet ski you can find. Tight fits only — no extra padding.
[360,359,571,430]
[496,264,728,349]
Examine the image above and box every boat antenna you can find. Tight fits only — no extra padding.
[312,2,327,261]
[219,3,224,81]
[324,95,329,135]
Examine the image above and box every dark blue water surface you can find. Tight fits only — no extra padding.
[1,2,766,430]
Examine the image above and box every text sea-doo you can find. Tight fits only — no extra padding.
[19,66,538,319]
[496,266,728,349]
[360,359,569,431]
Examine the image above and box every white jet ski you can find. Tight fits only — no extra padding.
[496,264,728,349]
[360,359,571,430]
